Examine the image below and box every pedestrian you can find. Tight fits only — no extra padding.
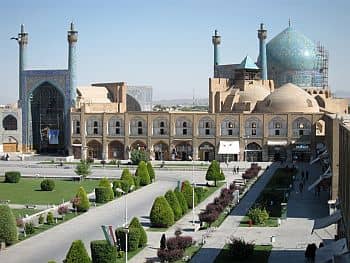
[306,171,309,181]
[301,171,305,181]
[237,166,240,173]
[299,182,304,193]
[232,167,235,175]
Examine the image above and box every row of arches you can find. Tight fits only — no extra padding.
[75,117,315,138]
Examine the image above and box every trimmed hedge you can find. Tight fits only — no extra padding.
[4,171,21,183]
[98,178,114,200]
[150,196,174,227]
[164,190,182,221]
[147,162,155,182]
[63,240,91,263]
[95,188,112,203]
[121,169,134,187]
[133,176,140,189]
[129,217,147,247]
[136,161,150,186]
[40,179,55,191]
[174,189,188,215]
[181,181,198,209]
[112,181,123,197]
[47,212,54,225]
[206,160,224,186]
[74,187,90,212]
[25,222,35,234]
[90,240,116,263]
[194,187,207,203]
[0,205,18,245]
[115,227,140,252]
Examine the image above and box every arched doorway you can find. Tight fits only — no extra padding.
[131,140,147,151]
[87,140,102,160]
[3,115,17,130]
[31,82,65,154]
[72,139,82,159]
[198,142,215,161]
[153,141,169,160]
[172,141,192,161]
[108,141,124,160]
[245,142,262,162]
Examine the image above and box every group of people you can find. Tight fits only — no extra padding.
[0,153,9,161]
[232,166,240,174]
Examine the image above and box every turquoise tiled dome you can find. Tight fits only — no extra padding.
[267,27,317,71]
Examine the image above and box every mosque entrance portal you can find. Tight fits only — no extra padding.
[30,82,65,154]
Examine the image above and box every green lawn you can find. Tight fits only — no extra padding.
[12,208,42,218]
[239,216,278,227]
[214,244,272,263]
[0,178,99,205]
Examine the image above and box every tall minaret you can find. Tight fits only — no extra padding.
[17,24,28,107]
[67,22,78,107]
[212,29,221,75]
[257,23,267,80]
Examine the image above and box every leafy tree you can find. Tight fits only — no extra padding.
[206,160,224,186]
[147,162,155,182]
[74,187,90,212]
[174,189,188,215]
[75,161,91,179]
[247,207,269,225]
[130,149,149,165]
[63,240,91,263]
[112,180,123,197]
[98,178,114,200]
[136,161,150,186]
[150,196,174,227]
[120,169,134,187]
[181,181,198,208]
[164,190,182,221]
[129,217,147,247]
[0,205,18,245]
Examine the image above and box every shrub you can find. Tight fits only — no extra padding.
[40,179,55,191]
[194,187,207,203]
[74,161,91,178]
[98,178,114,200]
[166,236,193,250]
[198,211,218,226]
[95,188,112,203]
[160,234,166,250]
[63,240,91,263]
[0,205,18,245]
[115,227,140,252]
[136,161,150,186]
[247,207,269,225]
[74,187,90,212]
[181,181,198,208]
[147,162,155,182]
[112,180,122,197]
[150,196,174,227]
[164,190,182,221]
[4,171,21,183]
[228,237,254,260]
[157,248,184,262]
[174,189,188,215]
[206,161,224,186]
[129,217,147,247]
[48,261,56,263]
[25,222,35,234]
[46,212,54,225]
[58,205,69,215]
[130,149,149,165]
[90,240,116,263]
[133,176,140,189]
[38,214,44,224]
[120,169,134,187]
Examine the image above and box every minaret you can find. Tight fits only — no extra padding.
[212,29,221,75]
[257,23,268,80]
[17,24,28,107]
[67,22,78,107]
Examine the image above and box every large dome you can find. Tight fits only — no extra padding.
[255,83,320,113]
[267,27,317,71]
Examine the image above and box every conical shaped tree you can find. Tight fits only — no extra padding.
[0,205,18,245]
[98,178,114,200]
[174,189,188,215]
[206,160,222,186]
[121,168,134,187]
[75,187,90,212]
[136,161,150,186]
[129,217,147,247]
[63,240,91,263]
[147,162,155,182]
[150,196,174,227]
[164,190,182,221]
[181,180,198,208]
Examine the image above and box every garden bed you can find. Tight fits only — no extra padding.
[239,216,278,227]
[214,244,272,263]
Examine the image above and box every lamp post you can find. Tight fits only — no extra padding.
[192,159,195,226]
[116,185,134,263]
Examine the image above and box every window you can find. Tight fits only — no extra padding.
[205,122,210,128]
[251,129,257,136]
[299,130,304,136]
[160,128,164,135]
[205,129,210,135]
[116,121,120,127]
[76,121,80,134]
[93,121,98,135]
[183,129,187,135]
[228,122,233,128]
[160,121,165,128]
[116,128,120,135]
[298,123,304,129]
[2,115,17,130]
[138,121,142,127]
[183,122,187,128]
[275,130,280,136]
[228,129,233,136]
[251,122,257,128]
[274,122,281,129]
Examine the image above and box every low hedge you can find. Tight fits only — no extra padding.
[95,187,112,203]
[90,240,116,263]
[40,179,55,191]
[4,171,21,183]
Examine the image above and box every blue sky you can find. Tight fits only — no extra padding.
[0,0,349,103]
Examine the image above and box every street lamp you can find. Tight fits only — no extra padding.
[191,159,195,226]
[115,185,134,263]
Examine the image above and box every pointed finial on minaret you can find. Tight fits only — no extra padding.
[20,24,24,33]
[70,22,74,31]
[288,18,291,27]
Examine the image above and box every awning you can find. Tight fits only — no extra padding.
[218,141,240,154]
[312,210,342,232]
[334,251,350,263]
[315,238,348,263]
[267,140,288,146]
[72,144,82,147]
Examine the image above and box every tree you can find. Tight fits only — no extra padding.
[150,196,174,227]
[147,162,155,182]
[98,178,114,200]
[73,187,90,212]
[206,160,224,186]
[164,190,182,221]
[136,161,150,186]
[130,149,149,165]
[174,189,188,215]
[160,234,166,250]
[181,181,198,208]
[63,240,91,263]
[0,205,18,245]
[129,217,147,247]
[75,161,91,179]
[90,240,116,263]
[120,169,134,187]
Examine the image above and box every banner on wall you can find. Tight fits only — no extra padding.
[48,129,59,145]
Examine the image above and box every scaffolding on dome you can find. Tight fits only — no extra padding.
[315,42,329,88]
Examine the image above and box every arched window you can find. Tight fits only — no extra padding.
[86,118,102,135]
[221,118,239,136]
[292,117,311,137]
[108,117,124,136]
[199,117,215,136]
[153,118,168,136]
[130,118,147,136]
[268,117,287,137]
[245,117,262,137]
[175,117,192,136]
[3,115,17,130]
